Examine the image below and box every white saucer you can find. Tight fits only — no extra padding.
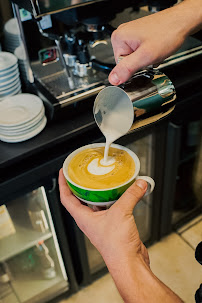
[0,82,21,98]
[0,81,21,94]
[0,70,19,84]
[4,18,20,36]
[0,94,44,126]
[0,88,21,101]
[0,107,45,132]
[4,34,20,40]
[0,65,18,77]
[0,52,17,71]
[0,114,45,136]
[14,45,26,61]
[0,116,47,143]
[78,196,115,206]
[0,74,20,89]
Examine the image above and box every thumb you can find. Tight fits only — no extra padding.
[113,179,147,212]
[109,45,153,85]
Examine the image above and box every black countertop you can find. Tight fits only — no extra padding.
[0,103,96,169]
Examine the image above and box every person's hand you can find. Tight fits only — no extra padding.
[59,169,184,303]
[108,1,200,85]
[59,169,149,268]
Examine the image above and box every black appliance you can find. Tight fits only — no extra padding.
[9,0,178,120]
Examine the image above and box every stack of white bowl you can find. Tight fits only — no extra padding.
[14,44,29,85]
[4,18,21,53]
[0,52,21,100]
[0,94,47,143]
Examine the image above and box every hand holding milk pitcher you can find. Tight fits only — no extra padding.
[63,67,176,205]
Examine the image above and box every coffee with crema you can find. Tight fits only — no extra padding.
[68,146,135,189]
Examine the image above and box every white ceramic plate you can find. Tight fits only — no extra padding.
[0,114,46,136]
[0,73,20,88]
[4,18,20,36]
[14,45,26,60]
[4,38,20,44]
[0,70,19,83]
[0,107,45,132]
[0,52,18,72]
[4,32,20,38]
[0,88,21,101]
[0,94,44,126]
[0,116,47,143]
[0,64,18,74]
[0,79,21,93]
[4,43,20,49]
[0,82,21,97]
[4,46,18,53]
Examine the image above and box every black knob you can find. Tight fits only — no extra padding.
[195,242,202,265]
[195,284,202,303]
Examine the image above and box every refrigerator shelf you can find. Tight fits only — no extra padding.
[0,223,53,262]
[11,272,68,303]
[0,182,72,302]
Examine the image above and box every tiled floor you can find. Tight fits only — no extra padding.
[61,216,202,303]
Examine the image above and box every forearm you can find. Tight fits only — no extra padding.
[151,0,202,39]
[105,252,183,303]
[170,0,202,37]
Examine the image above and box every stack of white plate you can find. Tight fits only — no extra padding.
[0,52,21,100]
[14,44,29,85]
[0,94,47,143]
[4,18,21,53]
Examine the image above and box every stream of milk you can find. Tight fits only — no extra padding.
[89,90,134,174]
[88,109,133,175]
[100,108,133,165]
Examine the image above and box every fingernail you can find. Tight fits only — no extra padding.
[136,179,147,190]
[110,72,120,85]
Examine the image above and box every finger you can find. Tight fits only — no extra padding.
[108,44,156,85]
[58,169,93,220]
[110,26,136,63]
[111,41,133,65]
[112,179,147,213]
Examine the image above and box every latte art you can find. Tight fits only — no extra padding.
[68,146,135,189]
[87,158,115,175]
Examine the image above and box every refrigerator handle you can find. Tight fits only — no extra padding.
[160,122,181,237]
[49,178,93,286]
[45,178,79,293]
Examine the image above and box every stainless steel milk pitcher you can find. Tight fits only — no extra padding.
[94,68,176,133]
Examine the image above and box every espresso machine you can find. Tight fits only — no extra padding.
[10,0,179,121]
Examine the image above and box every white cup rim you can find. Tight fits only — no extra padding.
[63,143,140,191]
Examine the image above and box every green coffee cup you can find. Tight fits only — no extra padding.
[63,143,155,206]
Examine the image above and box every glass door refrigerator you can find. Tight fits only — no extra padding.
[160,93,202,235]
[0,182,77,303]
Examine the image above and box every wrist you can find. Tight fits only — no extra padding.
[104,249,183,303]
[100,241,148,274]
[176,0,202,37]
[104,248,148,274]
